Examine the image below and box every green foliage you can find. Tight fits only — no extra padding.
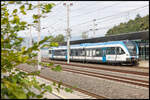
[64,88,73,93]
[106,14,149,36]
[39,62,54,67]
[51,65,62,72]
[44,85,52,93]
[27,4,32,10]
[47,34,65,46]
[33,14,40,19]
[1,1,70,99]
[13,9,18,14]
[42,3,55,13]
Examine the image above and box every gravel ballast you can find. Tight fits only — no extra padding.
[17,64,149,99]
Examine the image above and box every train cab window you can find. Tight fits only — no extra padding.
[106,47,116,55]
[116,47,125,55]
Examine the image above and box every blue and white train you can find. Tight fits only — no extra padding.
[48,40,139,65]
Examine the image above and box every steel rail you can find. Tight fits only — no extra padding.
[42,59,149,76]
[61,67,149,88]
[17,67,108,99]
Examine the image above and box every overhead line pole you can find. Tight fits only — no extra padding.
[63,3,73,64]
[37,1,41,70]
[29,25,33,48]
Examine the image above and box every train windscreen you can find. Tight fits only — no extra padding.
[123,40,137,56]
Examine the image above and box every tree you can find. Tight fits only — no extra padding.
[105,14,149,36]
[135,14,141,19]
[54,34,65,43]
[47,34,65,45]
[1,1,72,99]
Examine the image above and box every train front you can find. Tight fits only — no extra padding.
[123,40,139,65]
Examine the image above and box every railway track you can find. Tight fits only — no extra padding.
[42,59,149,77]
[42,58,149,70]
[41,59,149,88]
[62,67,149,88]
[17,67,108,99]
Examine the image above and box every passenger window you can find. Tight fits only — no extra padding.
[49,50,51,54]
[76,49,85,56]
[90,49,92,57]
[107,47,115,55]
[87,49,92,57]
[86,50,90,57]
[71,49,75,56]
[95,48,102,57]
[93,49,96,56]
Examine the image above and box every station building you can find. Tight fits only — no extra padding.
[60,31,149,61]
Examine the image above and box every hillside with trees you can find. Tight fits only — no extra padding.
[105,14,149,36]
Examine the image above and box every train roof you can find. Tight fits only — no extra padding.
[50,40,131,50]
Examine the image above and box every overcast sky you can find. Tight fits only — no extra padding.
[7,1,149,41]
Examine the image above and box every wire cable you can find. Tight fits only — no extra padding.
[70,5,149,28]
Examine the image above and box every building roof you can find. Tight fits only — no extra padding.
[60,31,149,46]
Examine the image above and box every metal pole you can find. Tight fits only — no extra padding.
[37,1,41,70]
[29,25,32,47]
[67,5,70,64]
[93,19,96,38]
[63,3,72,64]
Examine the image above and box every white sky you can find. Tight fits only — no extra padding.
[7,1,149,41]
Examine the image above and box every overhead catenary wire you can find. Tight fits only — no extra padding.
[70,4,149,28]
[45,3,120,28]
[70,2,121,18]
[71,6,148,32]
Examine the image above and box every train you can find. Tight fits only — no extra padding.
[48,40,139,65]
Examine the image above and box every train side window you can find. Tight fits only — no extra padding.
[86,49,93,57]
[71,49,76,56]
[61,50,66,56]
[76,49,82,56]
[70,49,74,56]
[81,49,86,56]
[86,49,90,57]
[92,49,96,57]
[90,49,93,57]
[95,48,102,57]
[77,49,80,56]
[106,47,115,55]
[76,49,79,56]
[49,50,51,54]
[78,49,85,56]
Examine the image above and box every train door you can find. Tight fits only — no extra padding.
[51,50,54,59]
[65,50,67,60]
[102,48,107,62]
